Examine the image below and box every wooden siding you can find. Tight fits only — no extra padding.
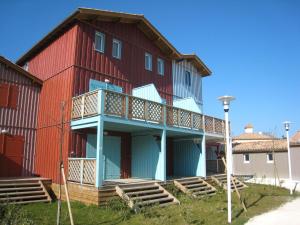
[0,61,41,176]
[172,60,203,107]
[74,21,173,103]
[27,25,78,81]
[34,68,74,182]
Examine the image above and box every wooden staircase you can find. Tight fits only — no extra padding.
[211,174,247,191]
[0,178,52,205]
[174,177,216,198]
[116,182,179,211]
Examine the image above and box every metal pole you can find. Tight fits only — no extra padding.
[286,129,293,195]
[225,109,231,223]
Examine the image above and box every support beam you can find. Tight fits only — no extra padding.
[196,135,206,177]
[155,129,166,181]
[95,118,104,187]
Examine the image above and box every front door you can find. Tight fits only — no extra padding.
[103,136,121,180]
[0,135,24,177]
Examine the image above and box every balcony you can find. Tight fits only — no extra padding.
[71,89,225,136]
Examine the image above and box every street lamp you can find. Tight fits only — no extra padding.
[218,95,235,224]
[283,121,293,195]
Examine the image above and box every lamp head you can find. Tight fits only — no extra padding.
[283,121,291,131]
[218,95,235,112]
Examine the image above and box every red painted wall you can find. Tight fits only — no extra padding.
[74,21,173,103]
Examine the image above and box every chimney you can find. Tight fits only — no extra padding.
[244,123,253,134]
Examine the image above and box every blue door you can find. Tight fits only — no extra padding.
[103,136,121,179]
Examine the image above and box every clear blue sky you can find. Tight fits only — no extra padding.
[1,0,299,137]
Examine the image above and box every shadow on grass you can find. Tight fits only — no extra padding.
[234,193,265,219]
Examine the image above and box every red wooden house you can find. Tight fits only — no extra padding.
[15,8,225,205]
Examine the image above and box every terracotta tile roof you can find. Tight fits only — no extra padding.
[290,131,300,143]
[233,133,274,140]
[233,140,287,153]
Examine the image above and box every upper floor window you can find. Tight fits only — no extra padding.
[267,153,274,163]
[243,153,250,163]
[0,83,19,109]
[157,58,164,75]
[95,31,105,53]
[112,39,122,59]
[23,62,29,71]
[185,71,191,87]
[145,53,152,71]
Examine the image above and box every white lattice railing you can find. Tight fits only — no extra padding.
[68,158,96,185]
[71,89,226,135]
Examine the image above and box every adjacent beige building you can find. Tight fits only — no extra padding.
[232,124,300,181]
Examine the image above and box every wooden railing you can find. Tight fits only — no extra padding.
[71,89,225,135]
[68,158,96,185]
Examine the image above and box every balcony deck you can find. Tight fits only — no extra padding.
[71,89,225,137]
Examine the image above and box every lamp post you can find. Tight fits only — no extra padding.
[218,95,235,224]
[283,121,293,195]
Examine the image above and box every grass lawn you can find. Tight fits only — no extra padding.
[2,183,299,225]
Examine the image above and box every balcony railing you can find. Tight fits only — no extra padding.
[71,89,225,135]
[68,158,96,185]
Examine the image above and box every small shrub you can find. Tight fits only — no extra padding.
[0,203,34,225]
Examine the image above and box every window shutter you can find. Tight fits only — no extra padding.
[8,84,19,109]
[0,83,10,107]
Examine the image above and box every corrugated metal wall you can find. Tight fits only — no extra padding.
[172,60,203,107]
[0,62,41,176]
[74,21,173,103]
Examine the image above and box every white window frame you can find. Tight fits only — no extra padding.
[267,153,274,163]
[157,58,164,75]
[145,52,152,71]
[95,31,105,53]
[243,153,250,163]
[112,38,122,59]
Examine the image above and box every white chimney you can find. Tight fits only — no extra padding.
[244,124,253,134]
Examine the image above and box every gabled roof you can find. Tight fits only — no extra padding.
[233,133,275,141]
[0,56,42,85]
[233,140,287,153]
[290,131,300,143]
[16,8,211,76]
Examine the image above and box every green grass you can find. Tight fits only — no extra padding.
[4,184,299,225]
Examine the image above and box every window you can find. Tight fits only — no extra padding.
[185,71,191,87]
[243,153,250,163]
[23,62,29,71]
[95,31,105,53]
[112,39,122,59]
[157,58,164,75]
[267,153,274,163]
[145,53,152,71]
[0,83,19,109]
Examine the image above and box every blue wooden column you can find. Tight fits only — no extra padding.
[95,90,105,187]
[155,129,166,181]
[196,135,206,177]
